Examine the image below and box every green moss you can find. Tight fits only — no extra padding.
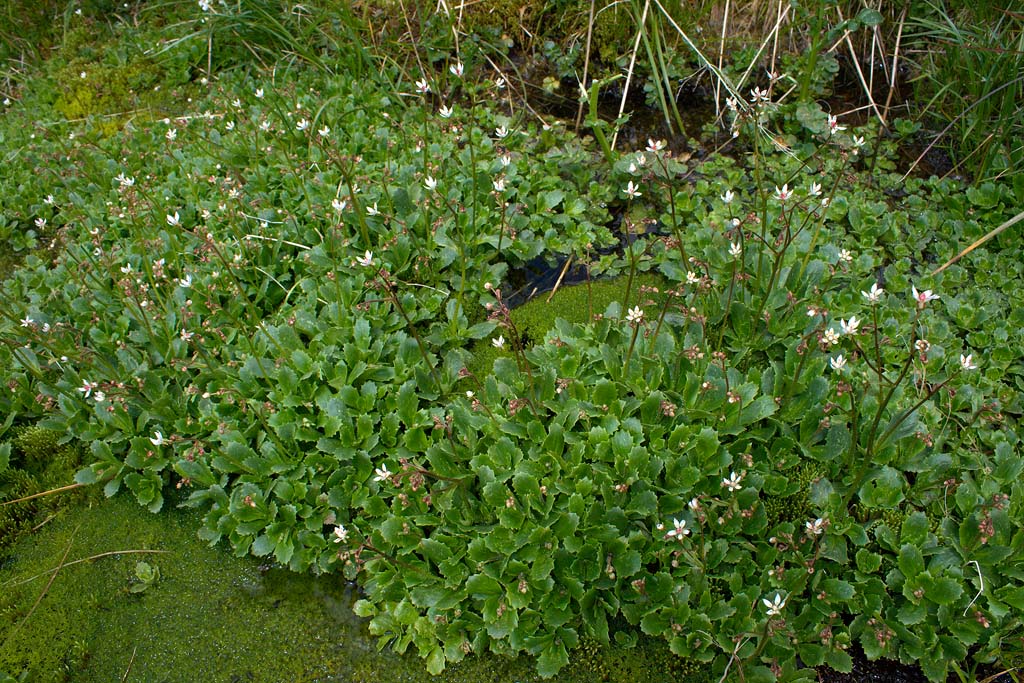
[763,463,826,530]
[467,272,670,380]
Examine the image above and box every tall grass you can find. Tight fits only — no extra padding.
[906,1,1024,181]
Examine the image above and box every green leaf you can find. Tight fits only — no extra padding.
[737,395,776,427]
[855,549,882,574]
[824,648,853,673]
[0,443,9,473]
[900,512,929,546]
[822,579,855,602]
[425,647,446,675]
[612,549,641,578]
[537,641,568,677]
[926,577,963,606]
[898,544,925,579]
[857,8,884,26]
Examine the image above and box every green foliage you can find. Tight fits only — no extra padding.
[0,7,1023,682]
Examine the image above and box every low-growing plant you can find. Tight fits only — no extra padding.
[0,9,1022,683]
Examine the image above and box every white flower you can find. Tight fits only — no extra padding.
[721,190,735,204]
[626,306,645,324]
[750,86,769,103]
[762,593,786,617]
[624,180,642,198]
[296,119,309,131]
[255,88,264,99]
[912,285,939,309]
[830,355,847,372]
[493,177,506,193]
[44,194,55,204]
[729,242,742,259]
[839,249,853,264]
[827,114,845,135]
[500,154,512,167]
[332,524,349,543]
[646,138,666,152]
[862,282,884,303]
[364,202,379,216]
[635,153,647,166]
[438,104,453,119]
[79,380,97,399]
[809,182,822,197]
[960,353,978,371]
[465,391,474,399]
[232,98,242,108]
[180,328,195,342]
[688,497,701,511]
[356,250,374,267]
[494,76,506,90]
[120,263,133,275]
[424,176,438,191]
[373,464,392,483]
[494,125,509,139]
[92,391,106,403]
[34,218,46,229]
[686,271,700,285]
[806,518,827,535]
[150,431,165,446]
[852,135,865,149]
[166,211,181,227]
[722,471,744,492]
[318,125,330,137]
[198,0,212,11]
[20,316,34,328]
[165,128,177,141]
[822,328,840,347]
[331,198,348,213]
[665,518,690,540]
[449,61,464,77]
[840,316,860,335]
[774,184,791,202]
[179,274,192,288]
[117,173,135,188]
[491,335,506,349]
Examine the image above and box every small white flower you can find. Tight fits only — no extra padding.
[318,125,330,137]
[722,471,744,492]
[150,431,165,446]
[365,203,379,216]
[912,285,939,309]
[120,263,132,275]
[356,250,374,267]
[646,138,666,152]
[750,86,769,103]
[296,119,309,131]
[465,391,475,399]
[807,306,820,318]
[626,306,645,324]
[259,120,271,132]
[491,335,506,349]
[92,391,106,403]
[852,135,865,149]
[839,249,853,264]
[373,464,392,483]
[494,76,507,90]
[822,329,840,347]
[255,88,264,99]
[500,154,512,167]
[198,0,212,11]
[840,316,860,335]
[424,176,438,191]
[665,518,690,540]
[165,128,177,141]
[809,182,822,197]
[78,380,97,398]
[774,184,791,202]
[449,61,464,77]
[494,125,509,139]
[729,242,742,259]
[960,354,978,371]
[493,177,506,193]
[721,190,735,204]
[862,282,884,303]
[232,98,242,108]
[686,271,700,285]
[635,153,647,166]
[180,328,195,342]
[830,355,847,372]
[166,211,181,227]
[20,316,34,328]
[806,518,827,535]
[916,339,931,353]
[688,498,701,511]
[438,104,453,119]
[331,198,348,213]
[34,218,46,229]
[332,524,349,543]
[827,114,845,135]
[44,194,55,204]
[762,593,786,617]
[624,180,642,199]
[80,71,87,79]
[179,274,192,289]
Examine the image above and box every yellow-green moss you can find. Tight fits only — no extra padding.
[467,272,670,380]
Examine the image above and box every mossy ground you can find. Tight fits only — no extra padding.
[466,272,670,381]
[0,494,709,683]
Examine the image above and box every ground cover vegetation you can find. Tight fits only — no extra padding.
[1,1,1022,682]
